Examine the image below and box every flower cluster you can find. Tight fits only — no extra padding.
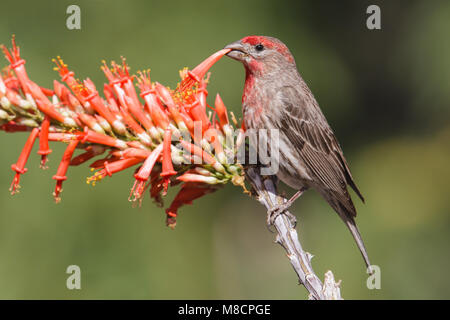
[0,36,245,228]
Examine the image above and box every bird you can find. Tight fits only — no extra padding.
[224,36,371,269]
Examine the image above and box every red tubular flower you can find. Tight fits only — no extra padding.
[119,107,144,134]
[103,61,155,133]
[53,80,68,105]
[53,57,97,115]
[53,80,82,112]
[103,84,119,113]
[100,60,115,83]
[160,129,177,193]
[82,79,126,135]
[40,87,54,97]
[78,127,127,149]
[117,58,141,107]
[5,87,22,106]
[87,157,143,185]
[37,116,52,168]
[27,81,74,125]
[142,90,170,130]
[188,101,210,133]
[103,157,142,175]
[10,128,39,194]
[122,76,142,108]
[197,75,209,99]
[214,93,229,128]
[52,139,79,203]
[154,82,184,126]
[179,109,195,136]
[165,183,217,229]
[101,62,125,105]
[121,148,151,160]
[1,36,31,95]
[129,144,163,202]
[53,57,84,103]
[123,95,155,132]
[2,73,20,92]
[138,73,171,130]
[67,90,82,111]
[179,48,231,91]
[119,107,152,146]
[117,61,155,131]
[185,76,211,133]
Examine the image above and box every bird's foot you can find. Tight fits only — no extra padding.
[266,189,305,229]
[266,202,297,228]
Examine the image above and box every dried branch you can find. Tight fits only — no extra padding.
[245,165,342,300]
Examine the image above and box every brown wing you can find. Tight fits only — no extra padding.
[275,85,371,268]
[276,85,364,211]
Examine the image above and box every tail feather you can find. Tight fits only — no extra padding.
[319,189,372,271]
[337,209,371,271]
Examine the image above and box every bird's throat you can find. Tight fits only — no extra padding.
[242,70,256,104]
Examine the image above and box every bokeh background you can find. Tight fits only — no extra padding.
[0,0,449,299]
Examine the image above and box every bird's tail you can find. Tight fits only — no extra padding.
[321,191,372,273]
[337,209,372,273]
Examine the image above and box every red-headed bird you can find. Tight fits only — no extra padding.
[225,36,371,269]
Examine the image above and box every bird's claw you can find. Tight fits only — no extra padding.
[266,202,297,229]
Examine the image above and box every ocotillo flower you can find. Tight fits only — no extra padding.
[160,129,177,194]
[0,37,243,227]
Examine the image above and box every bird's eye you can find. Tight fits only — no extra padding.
[255,44,264,52]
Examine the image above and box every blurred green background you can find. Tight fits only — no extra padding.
[0,0,449,299]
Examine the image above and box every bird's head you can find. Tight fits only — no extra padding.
[224,36,296,75]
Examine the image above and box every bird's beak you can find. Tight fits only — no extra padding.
[224,41,247,61]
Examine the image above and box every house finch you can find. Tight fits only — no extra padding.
[225,36,371,269]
